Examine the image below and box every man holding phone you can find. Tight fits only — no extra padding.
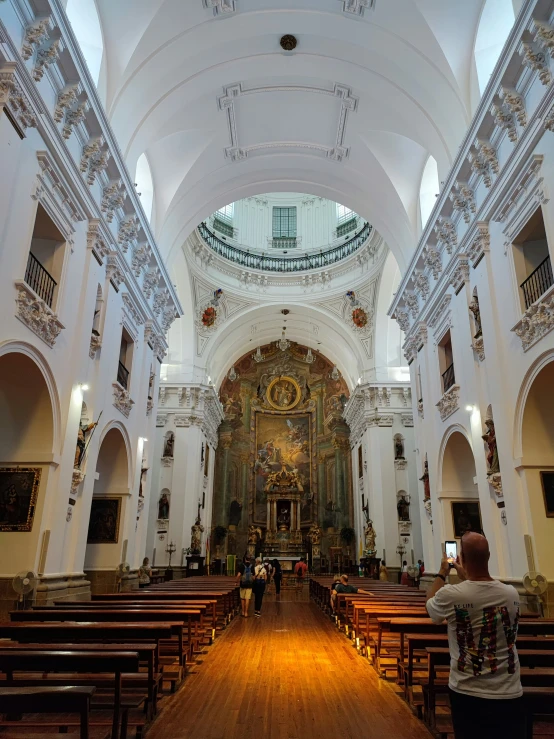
[425,532,524,739]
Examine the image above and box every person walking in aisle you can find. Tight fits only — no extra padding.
[379,560,388,581]
[272,558,282,596]
[236,556,254,617]
[252,557,267,617]
[294,557,308,591]
[426,532,524,739]
[400,560,409,585]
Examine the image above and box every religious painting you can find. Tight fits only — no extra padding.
[451,501,482,538]
[254,413,311,523]
[0,468,41,532]
[266,376,301,411]
[87,497,121,543]
[540,472,554,517]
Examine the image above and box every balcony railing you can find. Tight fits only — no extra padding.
[520,255,554,309]
[198,221,372,272]
[117,361,130,390]
[24,252,57,308]
[269,237,298,249]
[442,363,456,393]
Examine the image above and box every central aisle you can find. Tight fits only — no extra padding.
[148,594,431,739]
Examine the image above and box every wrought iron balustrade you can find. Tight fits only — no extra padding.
[24,252,57,308]
[198,220,371,272]
[442,363,456,393]
[520,255,554,309]
[269,237,298,249]
[117,361,130,390]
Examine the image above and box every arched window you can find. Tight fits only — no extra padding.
[336,203,354,224]
[135,153,154,223]
[475,0,515,95]
[419,155,439,229]
[65,0,104,87]
[217,203,234,222]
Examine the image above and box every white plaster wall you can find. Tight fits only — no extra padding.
[230,193,353,251]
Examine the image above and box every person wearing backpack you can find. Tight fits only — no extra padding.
[252,557,268,617]
[236,556,254,617]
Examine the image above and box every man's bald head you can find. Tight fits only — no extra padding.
[461,532,490,574]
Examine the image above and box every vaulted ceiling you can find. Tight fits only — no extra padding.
[95,0,488,273]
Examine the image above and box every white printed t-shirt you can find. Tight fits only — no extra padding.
[426,579,522,699]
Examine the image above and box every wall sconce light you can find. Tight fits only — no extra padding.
[81,384,89,391]
[465,404,473,412]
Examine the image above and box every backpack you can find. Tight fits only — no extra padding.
[240,563,253,588]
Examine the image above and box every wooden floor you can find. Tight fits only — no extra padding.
[148,591,431,739]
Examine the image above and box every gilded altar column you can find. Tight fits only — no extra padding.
[240,382,252,431]
[312,384,325,436]
[318,453,327,522]
[240,452,250,518]
[332,429,350,529]
[219,430,233,525]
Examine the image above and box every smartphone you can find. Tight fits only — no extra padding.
[445,540,458,566]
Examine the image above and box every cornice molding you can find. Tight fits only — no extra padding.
[217,82,358,163]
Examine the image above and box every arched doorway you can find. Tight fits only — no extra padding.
[521,361,554,579]
[84,426,130,593]
[0,350,55,614]
[439,431,481,543]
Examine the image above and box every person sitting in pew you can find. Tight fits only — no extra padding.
[331,574,371,612]
[425,532,524,739]
[139,557,153,585]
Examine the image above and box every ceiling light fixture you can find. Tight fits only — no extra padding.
[277,330,290,352]
[252,346,265,363]
[280,34,297,51]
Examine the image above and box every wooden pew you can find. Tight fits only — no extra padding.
[50,599,219,639]
[10,609,203,665]
[425,647,554,730]
[0,685,105,739]
[0,650,141,739]
[0,622,178,689]
[0,641,159,718]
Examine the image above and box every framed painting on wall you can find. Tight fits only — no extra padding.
[540,472,554,517]
[451,501,483,538]
[0,468,41,532]
[87,497,121,543]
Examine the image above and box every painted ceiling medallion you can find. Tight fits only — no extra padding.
[280,35,297,51]
[345,290,372,333]
[352,307,369,328]
[266,376,301,411]
[198,288,223,331]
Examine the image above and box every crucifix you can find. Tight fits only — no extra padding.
[361,493,369,524]
[165,540,176,569]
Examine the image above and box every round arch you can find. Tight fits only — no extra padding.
[436,423,474,491]
[203,303,366,391]
[95,419,134,489]
[513,349,554,459]
[0,340,61,454]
